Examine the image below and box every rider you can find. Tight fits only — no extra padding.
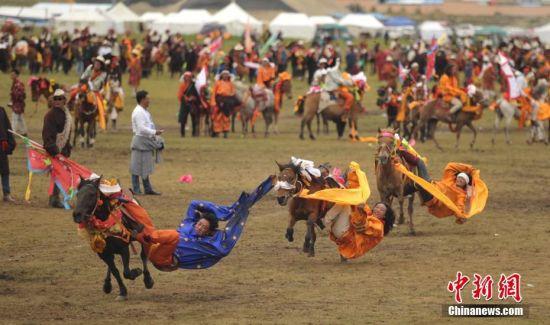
[438,64,466,120]
[135,177,273,271]
[81,56,108,129]
[313,57,354,114]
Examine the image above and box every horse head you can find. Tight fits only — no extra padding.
[73,176,101,224]
[377,128,398,165]
[274,161,302,206]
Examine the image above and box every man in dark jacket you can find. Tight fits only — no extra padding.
[42,88,72,208]
[0,106,16,202]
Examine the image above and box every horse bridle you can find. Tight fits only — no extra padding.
[376,133,397,163]
[79,182,102,222]
[277,167,304,197]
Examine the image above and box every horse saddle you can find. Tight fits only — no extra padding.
[251,85,268,102]
[319,91,339,113]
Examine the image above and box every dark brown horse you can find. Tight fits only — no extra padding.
[73,177,154,300]
[275,161,332,257]
[73,88,98,148]
[375,128,416,234]
[411,91,489,150]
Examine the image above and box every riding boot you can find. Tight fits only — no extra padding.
[223,132,228,139]
[131,174,142,194]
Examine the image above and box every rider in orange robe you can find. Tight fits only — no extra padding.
[211,70,238,137]
[256,58,276,88]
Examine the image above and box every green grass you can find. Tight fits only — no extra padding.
[0,66,548,323]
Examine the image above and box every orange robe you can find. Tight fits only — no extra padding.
[439,74,463,102]
[256,65,275,87]
[211,80,236,133]
[425,163,477,218]
[146,229,179,270]
[330,207,384,259]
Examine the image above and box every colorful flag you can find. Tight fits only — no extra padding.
[195,66,208,93]
[497,51,520,100]
[209,36,223,54]
[260,32,278,57]
[426,37,438,81]
[244,21,253,53]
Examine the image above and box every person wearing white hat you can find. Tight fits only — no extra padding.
[42,88,73,208]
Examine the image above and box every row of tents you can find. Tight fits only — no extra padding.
[1,2,549,43]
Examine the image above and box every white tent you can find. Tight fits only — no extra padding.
[212,2,262,36]
[339,14,383,36]
[269,13,316,41]
[419,21,447,41]
[54,10,114,35]
[32,2,112,17]
[534,23,550,44]
[140,12,164,29]
[309,15,337,26]
[0,6,51,22]
[105,2,139,33]
[152,10,213,35]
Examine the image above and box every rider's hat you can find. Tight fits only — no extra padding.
[53,89,65,97]
[318,57,328,64]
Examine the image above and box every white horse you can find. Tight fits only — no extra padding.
[234,80,274,137]
[492,98,519,145]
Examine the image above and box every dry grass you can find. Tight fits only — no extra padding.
[0,68,549,324]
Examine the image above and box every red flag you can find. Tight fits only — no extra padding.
[209,36,223,54]
[426,37,437,80]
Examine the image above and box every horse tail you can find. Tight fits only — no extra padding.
[294,96,305,116]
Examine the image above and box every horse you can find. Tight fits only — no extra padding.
[235,81,275,137]
[275,161,332,257]
[375,128,416,234]
[73,177,154,300]
[273,77,293,134]
[299,91,359,140]
[73,88,98,148]
[491,98,519,145]
[411,90,489,150]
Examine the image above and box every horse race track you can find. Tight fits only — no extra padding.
[0,71,548,324]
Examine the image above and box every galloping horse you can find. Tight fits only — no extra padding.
[375,128,416,234]
[299,92,360,140]
[411,90,489,150]
[73,177,155,300]
[275,161,332,257]
[73,86,98,148]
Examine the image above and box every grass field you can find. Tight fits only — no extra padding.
[0,67,549,324]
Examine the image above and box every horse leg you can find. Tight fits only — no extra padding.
[100,253,128,300]
[467,121,477,149]
[429,121,443,151]
[407,194,415,235]
[505,115,512,145]
[306,216,316,257]
[397,194,405,225]
[120,246,142,280]
[307,119,316,140]
[316,113,320,136]
[300,119,306,140]
[140,246,154,289]
[492,115,499,145]
[103,267,112,294]
[455,121,464,149]
[286,215,296,242]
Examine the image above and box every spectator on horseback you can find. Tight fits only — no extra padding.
[177,71,199,137]
[42,89,72,208]
[211,70,239,138]
[9,69,27,137]
[438,64,466,121]
[130,90,164,196]
[81,56,108,129]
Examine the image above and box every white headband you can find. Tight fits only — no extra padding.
[457,172,469,184]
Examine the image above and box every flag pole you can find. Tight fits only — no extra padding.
[8,129,46,152]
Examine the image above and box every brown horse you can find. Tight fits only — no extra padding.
[73,89,98,148]
[411,91,489,150]
[273,78,293,134]
[275,161,332,257]
[375,128,416,234]
[299,92,359,140]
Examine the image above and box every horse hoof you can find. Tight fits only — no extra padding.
[409,229,416,236]
[309,135,316,140]
[299,135,305,140]
[115,295,128,301]
[103,281,112,294]
[285,230,294,242]
[144,276,154,289]
[308,251,315,257]
[125,268,142,280]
